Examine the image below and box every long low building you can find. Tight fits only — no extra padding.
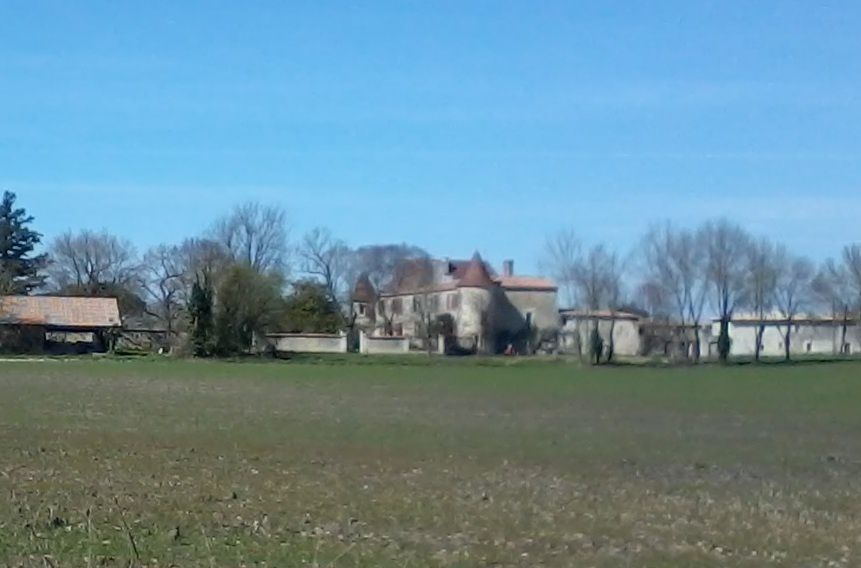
[712,314,861,358]
[0,295,122,353]
[559,309,643,357]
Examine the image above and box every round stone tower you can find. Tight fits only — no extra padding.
[351,273,377,331]
[456,252,496,350]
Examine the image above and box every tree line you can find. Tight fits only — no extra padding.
[540,220,861,363]
[2,190,860,360]
[0,191,436,355]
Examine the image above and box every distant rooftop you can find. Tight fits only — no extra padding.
[559,309,641,321]
[718,313,860,325]
[0,296,122,329]
[359,253,556,298]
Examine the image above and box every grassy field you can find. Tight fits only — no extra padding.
[1,359,860,567]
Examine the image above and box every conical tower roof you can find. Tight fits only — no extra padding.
[457,252,495,288]
[352,273,377,302]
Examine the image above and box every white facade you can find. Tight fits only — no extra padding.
[712,316,861,358]
[359,331,411,354]
[266,333,348,354]
[559,311,642,357]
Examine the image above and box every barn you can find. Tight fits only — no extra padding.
[0,295,122,354]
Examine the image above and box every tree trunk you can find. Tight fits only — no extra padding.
[607,318,616,363]
[784,326,791,361]
[718,318,731,364]
[840,310,849,356]
[692,325,701,363]
[754,324,764,363]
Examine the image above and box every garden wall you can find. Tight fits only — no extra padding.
[359,332,410,354]
[267,333,347,354]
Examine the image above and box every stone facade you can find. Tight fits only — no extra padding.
[559,310,643,357]
[351,254,559,354]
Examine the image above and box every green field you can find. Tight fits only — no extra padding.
[1,359,860,567]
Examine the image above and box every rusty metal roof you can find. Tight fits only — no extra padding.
[0,296,122,328]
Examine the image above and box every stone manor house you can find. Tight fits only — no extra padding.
[351,253,559,354]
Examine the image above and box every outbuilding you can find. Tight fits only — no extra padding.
[0,295,122,353]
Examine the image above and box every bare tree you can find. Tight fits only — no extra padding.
[843,244,861,313]
[539,229,580,308]
[172,238,230,304]
[298,227,351,308]
[48,229,140,293]
[634,280,672,321]
[346,243,430,294]
[140,244,185,340]
[699,219,751,363]
[638,223,708,360]
[745,237,778,362]
[411,293,438,354]
[773,247,813,361]
[570,244,623,362]
[212,201,290,274]
[404,258,437,354]
[813,258,856,355]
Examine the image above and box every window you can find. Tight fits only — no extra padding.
[391,298,403,315]
[358,304,366,316]
[446,293,460,310]
[806,342,812,353]
[525,312,533,329]
[413,296,421,312]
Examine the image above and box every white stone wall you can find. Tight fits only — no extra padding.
[561,317,641,357]
[359,331,411,354]
[716,321,861,357]
[267,333,347,354]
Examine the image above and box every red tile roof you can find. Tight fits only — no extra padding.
[0,296,122,328]
[457,253,496,288]
[495,276,557,291]
[368,254,556,296]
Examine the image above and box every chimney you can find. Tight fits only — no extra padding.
[502,259,514,277]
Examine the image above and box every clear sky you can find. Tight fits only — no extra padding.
[2,1,859,274]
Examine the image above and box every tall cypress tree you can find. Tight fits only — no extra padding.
[188,276,214,356]
[0,191,47,294]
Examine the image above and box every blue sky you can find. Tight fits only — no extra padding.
[2,1,859,274]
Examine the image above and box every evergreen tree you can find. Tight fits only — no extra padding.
[281,280,342,333]
[0,191,47,294]
[589,327,604,365]
[213,264,283,356]
[188,277,214,356]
